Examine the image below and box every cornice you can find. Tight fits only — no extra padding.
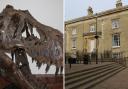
[65,5,128,25]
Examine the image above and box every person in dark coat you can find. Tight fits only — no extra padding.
[68,57,72,69]
[83,54,89,64]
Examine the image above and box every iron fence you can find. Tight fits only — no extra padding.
[65,50,127,67]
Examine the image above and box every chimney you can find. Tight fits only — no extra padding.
[116,0,123,8]
[88,6,93,16]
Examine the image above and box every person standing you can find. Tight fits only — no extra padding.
[68,56,72,69]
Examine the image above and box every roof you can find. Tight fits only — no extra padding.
[65,5,128,25]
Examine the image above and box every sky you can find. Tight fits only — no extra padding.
[0,0,63,74]
[65,0,128,21]
[0,0,63,32]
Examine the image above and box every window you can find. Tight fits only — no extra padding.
[112,34,120,47]
[72,39,76,48]
[72,29,77,35]
[90,25,95,32]
[112,19,119,29]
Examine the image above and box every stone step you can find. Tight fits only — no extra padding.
[78,67,125,89]
[66,63,115,76]
[65,63,120,86]
[66,64,125,89]
[66,63,116,81]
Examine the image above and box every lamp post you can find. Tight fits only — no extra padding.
[95,13,99,64]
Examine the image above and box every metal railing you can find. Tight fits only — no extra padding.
[65,51,128,67]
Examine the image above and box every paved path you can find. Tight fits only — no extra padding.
[65,62,113,74]
[91,68,128,89]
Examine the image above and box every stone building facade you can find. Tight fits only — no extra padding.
[65,0,128,61]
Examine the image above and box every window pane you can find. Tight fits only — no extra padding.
[72,39,76,48]
[90,25,95,32]
[112,19,119,29]
[112,34,120,47]
[72,29,77,35]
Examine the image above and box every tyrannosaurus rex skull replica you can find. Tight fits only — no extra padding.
[0,5,63,89]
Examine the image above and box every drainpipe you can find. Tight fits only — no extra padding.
[95,13,99,64]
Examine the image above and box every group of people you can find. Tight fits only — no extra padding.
[68,53,91,68]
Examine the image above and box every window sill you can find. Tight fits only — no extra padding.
[72,35,77,38]
[72,47,76,49]
[90,31,96,33]
[112,46,120,49]
[72,34,77,36]
[112,27,119,30]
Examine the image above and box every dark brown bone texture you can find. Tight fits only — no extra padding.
[0,5,63,89]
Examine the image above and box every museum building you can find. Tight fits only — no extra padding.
[65,0,128,62]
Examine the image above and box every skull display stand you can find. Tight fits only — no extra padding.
[0,5,63,89]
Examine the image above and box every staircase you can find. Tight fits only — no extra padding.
[65,63,125,89]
